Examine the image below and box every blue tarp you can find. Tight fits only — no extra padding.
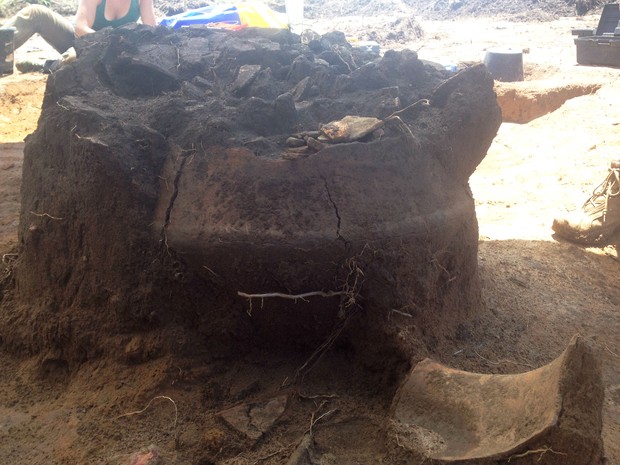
[159,5,240,29]
[159,3,287,30]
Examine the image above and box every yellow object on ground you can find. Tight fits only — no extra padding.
[236,2,288,28]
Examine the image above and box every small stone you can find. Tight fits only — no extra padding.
[202,427,226,451]
[306,137,325,152]
[127,445,160,465]
[286,137,306,148]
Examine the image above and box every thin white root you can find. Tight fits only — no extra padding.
[238,290,347,317]
[2,253,18,264]
[385,98,430,120]
[507,446,567,462]
[115,395,179,448]
[238,290,346,300]
[473,349,534,369]
[29,211,64,220]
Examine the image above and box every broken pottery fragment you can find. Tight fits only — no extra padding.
[231,64,262,95]
[219,395,288,442]
[319,115,384,143]
[391,335,603,464]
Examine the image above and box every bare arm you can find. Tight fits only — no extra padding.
[74,0,100,37]
[139,0,156,26]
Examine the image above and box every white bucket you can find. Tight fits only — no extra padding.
[284,0,304,34]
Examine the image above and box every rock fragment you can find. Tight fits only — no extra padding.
[319,116,385,143]
[219,395,288,442]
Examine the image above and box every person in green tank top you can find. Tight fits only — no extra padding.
[2,0,155,55]
[76,0,155,38]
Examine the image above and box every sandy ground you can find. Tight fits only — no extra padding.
[1,16,620,465]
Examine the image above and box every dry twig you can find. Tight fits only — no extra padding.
[385,98,430,120]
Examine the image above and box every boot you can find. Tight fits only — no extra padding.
[552,164,620,245]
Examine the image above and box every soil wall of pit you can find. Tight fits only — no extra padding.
[0,25,501,365]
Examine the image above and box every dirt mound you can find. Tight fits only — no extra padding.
[298,0,604,20]
[352,14,425,44]
[0,25,500,375]
[406,0,605,19]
